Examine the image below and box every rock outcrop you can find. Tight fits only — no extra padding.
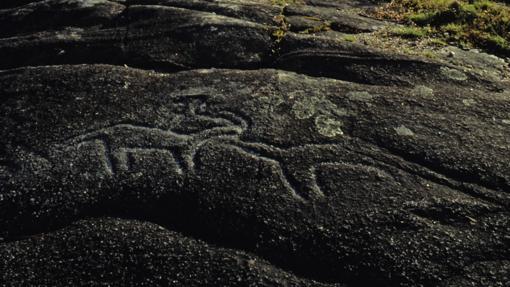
[1,1,509,286]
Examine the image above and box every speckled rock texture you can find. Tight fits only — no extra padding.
[0,1,509,287]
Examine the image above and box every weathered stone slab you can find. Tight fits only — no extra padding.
[1,65,509,286]
[0,1,509,286]
[1,217,337,286]
[0,0,126,37]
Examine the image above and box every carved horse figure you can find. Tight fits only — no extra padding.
[62,95,361,201]
[63,95,245,175]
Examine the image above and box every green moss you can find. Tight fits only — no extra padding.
[343,35,357,42]
[408,12,436,24]
[390,26,429,38]
[442,22,464,33]
[299,20,332,34]
[427,38,448,46]
[482,34,510,51]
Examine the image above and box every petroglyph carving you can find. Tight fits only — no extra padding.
[62,96,243,175]
[60,95,364,202]
[66,123,242,175]
[227,142,364,201]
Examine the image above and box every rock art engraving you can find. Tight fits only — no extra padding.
[64,125,329,201]
[59,94,488,204]
[64,123,243,175]
[2,1,510,284]
[224,142,365,201]
[57,95,368,201]
[38,92,508,206]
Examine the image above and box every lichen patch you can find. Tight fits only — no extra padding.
[347,91,376,101]
[411,85,434,97]
[292,96,318,119]
[440,67,468,81]
[315,115,344,137]
[462,99,476,106]
[394,125,415,136]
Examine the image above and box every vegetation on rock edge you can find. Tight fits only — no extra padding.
[374,0,510,57]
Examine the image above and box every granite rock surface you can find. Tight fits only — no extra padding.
[0,0,509,286]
